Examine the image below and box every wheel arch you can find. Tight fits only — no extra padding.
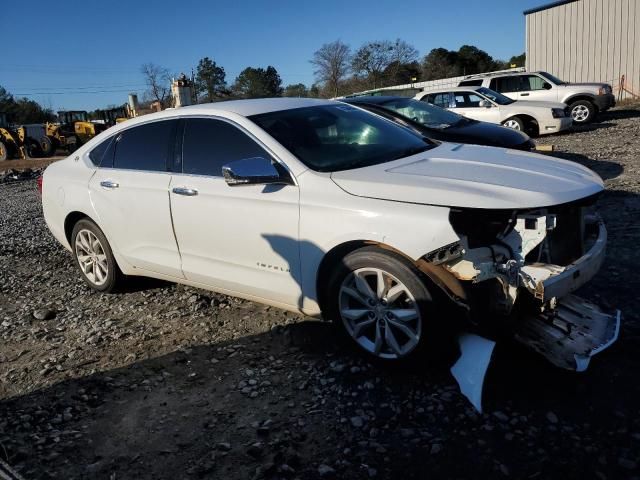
[315,240,469,317]
[64,211,93,245]
[505,114,539,136]
[564,94,596,107]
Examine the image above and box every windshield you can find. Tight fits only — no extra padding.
[378,98,464,129]
[249,104,434,172]
[476,87,515,105]
[539,71,566,85]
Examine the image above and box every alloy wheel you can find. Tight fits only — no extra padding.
[503,119,521,130]
[75,229,109,286]
[339,267,422,359]
[571,104,590,122]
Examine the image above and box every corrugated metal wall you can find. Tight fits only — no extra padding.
[526,0,639,99]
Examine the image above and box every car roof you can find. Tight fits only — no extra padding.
[342,95,405,105]
[463,70,543,80]
[421,86,482,93]
[174,97,338,116]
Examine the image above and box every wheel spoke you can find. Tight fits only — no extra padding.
[385,284,405,304]
[387,318,419,343]
[373,321,383,354]
[384,322,403,356]
[376,270,385,299]
[354,271,376,301]
[391,309,418,322]
[341,287,369,307]
[341,309,370,321]
[352,318,375,337]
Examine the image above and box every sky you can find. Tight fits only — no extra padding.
[1,0,545,111]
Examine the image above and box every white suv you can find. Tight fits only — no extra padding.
[416,86,572,136]
[41,98,618,371]
[459,71,615,124]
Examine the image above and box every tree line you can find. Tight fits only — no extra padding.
[0,86,55,124]
[143,41,524,106]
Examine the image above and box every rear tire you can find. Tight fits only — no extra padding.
[71,219,123,293]
[0,141,7,161]
[502,116,524,131]
[569,100,596,123]
[326,247,434,362]
[39,136,54,157]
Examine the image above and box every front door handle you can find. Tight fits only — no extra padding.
[520,93,530,96]
[100,180,119,189]
[172,187,198,196]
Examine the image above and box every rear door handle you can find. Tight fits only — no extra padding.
[100,180,119,189]
[520,93,530,96]
[172,187,198,196]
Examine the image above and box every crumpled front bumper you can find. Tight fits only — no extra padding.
[521,216,607,303]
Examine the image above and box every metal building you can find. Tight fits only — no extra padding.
[525,0,639,100]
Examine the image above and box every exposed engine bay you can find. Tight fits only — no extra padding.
[430,196,620,409]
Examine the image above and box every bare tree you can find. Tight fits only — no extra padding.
[387,39,419,85]
[351,41,394,89]
[310,40,351,98]
[141,63,171,107]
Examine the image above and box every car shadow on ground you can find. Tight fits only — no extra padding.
[542,151,624,181]
[597,108,640,121]
[1,314,638,480]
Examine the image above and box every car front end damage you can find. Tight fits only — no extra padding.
[432,194,620,375]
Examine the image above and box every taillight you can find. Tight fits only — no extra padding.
[37,175,43,195]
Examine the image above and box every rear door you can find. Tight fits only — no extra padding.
[169,117,302,307]
[88,119,183,277]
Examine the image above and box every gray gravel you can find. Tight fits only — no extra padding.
[1,103,640,479]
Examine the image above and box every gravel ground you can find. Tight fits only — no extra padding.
[1,104,640,479]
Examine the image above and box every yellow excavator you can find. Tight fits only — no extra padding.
[0,112,27,161]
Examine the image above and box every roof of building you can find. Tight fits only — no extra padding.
[523,0,579,15]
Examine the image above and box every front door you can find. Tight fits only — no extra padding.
[88,119,183,277]
[169,117,302,308]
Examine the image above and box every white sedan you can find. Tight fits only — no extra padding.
[416,86,573,136]
[41,98,618,370]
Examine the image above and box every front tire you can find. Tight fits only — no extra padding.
[502,116,524,131]
[569,100,596,123]
[71,219,122,292]
[0,141,7,161]
[326,247,433,361]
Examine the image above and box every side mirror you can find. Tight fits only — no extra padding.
[479,100,492,108]
[543,82,552,90]
[222,157,292,186]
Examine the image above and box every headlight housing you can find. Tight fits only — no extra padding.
[551,108,566,118]
[598,85,612,95]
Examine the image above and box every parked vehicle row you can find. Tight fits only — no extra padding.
[41,98,620,375]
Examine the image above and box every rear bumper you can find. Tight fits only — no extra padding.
[594,93,616,111]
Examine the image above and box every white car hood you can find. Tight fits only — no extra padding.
[330,143,604,209]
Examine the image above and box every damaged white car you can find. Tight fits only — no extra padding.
[41,99,619,401]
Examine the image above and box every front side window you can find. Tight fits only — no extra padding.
[181,118,270,176]
[380,98,463,129]
[425,93,452,109]
[453,92,484,108]
[110,120,177,171]
[250,105,433,172]
[522,74,550,91]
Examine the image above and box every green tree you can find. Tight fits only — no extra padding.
[232,66,283,98]
[195,57,227,101]
[283,83,309,97]
[0,86,54,124]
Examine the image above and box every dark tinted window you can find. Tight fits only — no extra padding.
[425,93,451,109]
[111,120,177,171]
[182,118,268,176]
[250,105,434,172]
[490,76,521,93]
[459,79,483,87]
[89,136,114,166]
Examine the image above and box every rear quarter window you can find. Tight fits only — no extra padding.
[459,79,483,87]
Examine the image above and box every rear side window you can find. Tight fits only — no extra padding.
[490,76,521,93]
[109,120,177,171]
[89,136,114,166]
[459,79,483,87]
[181,118,269,176]
[425,93,451,109]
